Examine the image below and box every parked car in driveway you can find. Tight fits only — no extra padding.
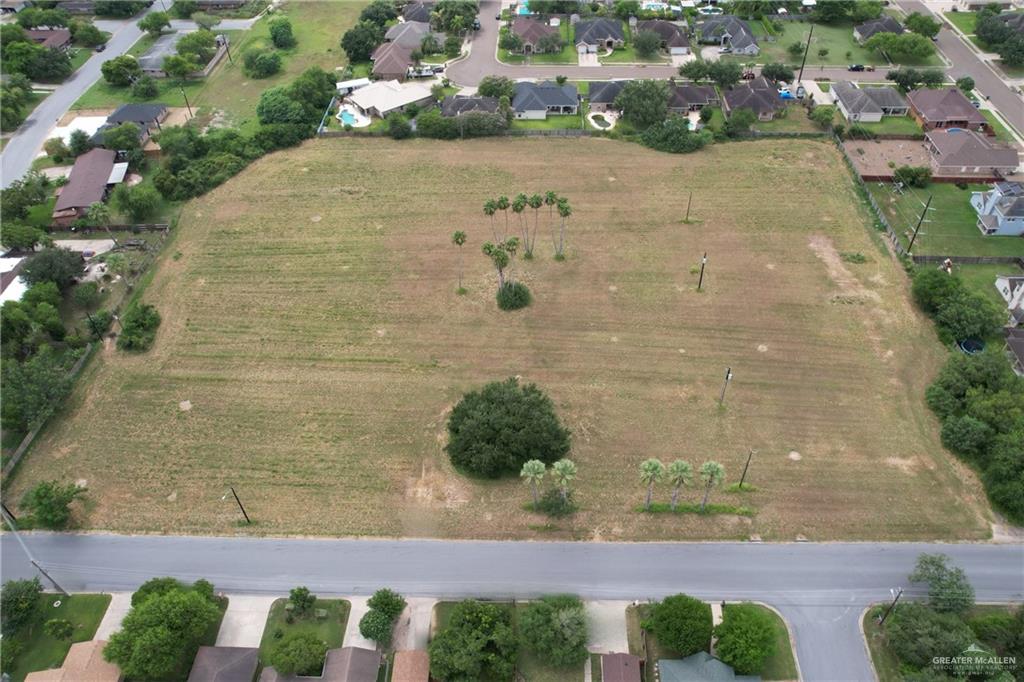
[741,71,755,80]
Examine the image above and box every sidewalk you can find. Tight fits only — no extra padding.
[94,592,131,640]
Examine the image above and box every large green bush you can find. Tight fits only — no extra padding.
[0,577,42,636]
[714,604,776,675]
[446,378,571,477]
[428,600,517,681]
[909,554,975,615]
[358,588,407,647]
[117,303,161,351]
[641,117,713,154]
[885,603,974,670]
[496,281,530,310]
[268,632,328,676]
[21,480,84,528]
[519,595,589,666]
[645,594,712,656]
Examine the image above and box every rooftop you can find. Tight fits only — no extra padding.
[390,650,430,682]
[575,18,626,45]
[907,87,987,126]
[54,148,116,212]
[926,128,1019,169]
[512,80,578,112]
[188,646,260,682]
[24,641,122,682]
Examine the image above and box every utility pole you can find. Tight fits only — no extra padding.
[1,508,69,595]
[906,194,933,253]
[180,85,193,117]
[796,25,814,87]
[1,502,17,522]
[684,191,693,223]
[229,486,251,524]
[697,252,707,291]
[738,448,755,489]
[878,587,903,625]
[718,367,733,406]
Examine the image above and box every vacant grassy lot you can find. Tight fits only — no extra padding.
[867,181,1024,258]
[8,138,990,541]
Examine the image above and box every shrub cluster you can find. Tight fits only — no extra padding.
[117,303,161,351]
[911,269,1003,344]
[644,594,713,657]
[714,604,777,675]
[519,595,589,666]
[641,117,713,154]
[358,588,407,647]
[415,109,509,139]
[429,600,516,681]
[496,281,531,310]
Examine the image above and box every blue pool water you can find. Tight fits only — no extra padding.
[518,0,530,14]
[340,110,356,125]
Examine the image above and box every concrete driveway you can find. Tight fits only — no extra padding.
[392,597,437,651]
[585,600,631,654]
[215,594,276,647]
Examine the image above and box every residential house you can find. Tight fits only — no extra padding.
[853,15,903,43]
[51,148,125,227]
[25,28,73,50]
[91,102,169,148]
[441,95,500,116]
[635,19,690,54]
[0,0,29,14]
[512,80,578,119]
[658,652,760,681]
[1,257,29,305]
[403,1,434,23]
[925,128,1019,177]
[994,272,1024,326]
[260,646,380,682]
[336,77,372,95]
[187,646,260,682]
[574,18,626,53]
[391,650,430,682]
[385,21,445,50]
[1005,326,1024,376]
[511,16,560,54]
[699,15,759,55]
[995,12,1024,36]
[347,79,434,118]
[954,0,1014,10]
[722,76,783,121]
[194,0,248,8]
[587,80,626,112]
[907,87,990,133]
[55,0,95,13]
[668,83,717,112]
[138,32,183,76]
[24,641,123,682]
[601,653,643,682]
[830,81,908,123]
[971,181,1024,236]
[371,41,415,81]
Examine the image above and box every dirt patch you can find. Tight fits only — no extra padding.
[405,460,469,510]
[179,400,192,412]
[788,451,802,461]
[808,235,880,303]
[885,456,920,474]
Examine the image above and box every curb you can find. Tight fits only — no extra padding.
[752,600,804,682]
[858,604,880,682]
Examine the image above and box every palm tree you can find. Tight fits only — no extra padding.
[555,198,572,260]
[699,461,725,512]
[496,195,510,239]
[483,200,498,240]
[482,242,509,289]
[667,460,693,512]
[639,459,666,510]
[527,193,543,257]
[85,201,111,234]
[520,459,546,509]
[544,190,558,231]
[503,236,519,284]
[512,193,528,247]
[451,230,467,292]
[552,458,577,502]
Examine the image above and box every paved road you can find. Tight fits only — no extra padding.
[895,0,1024,135]
[2,534,1021,681]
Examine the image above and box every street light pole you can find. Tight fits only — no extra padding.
[878,587,903,625]
[1,507,69,595]
[718,367,733,406]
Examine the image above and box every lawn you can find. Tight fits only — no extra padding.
[259,598,350,662]
[511,112,586,130]
[75,2,368,130]
[3,593,112,682]
[599,25,670,64]
[956,263,1020,308]
[943,10,977,35]
[750,105,820,133]
[430,601,584,681]
[850,115,924,136]
[7,137,991,542]
[737,604,798,681]
[866,181,1024,258]
[980,109,1016,143]
[499,22,577,65]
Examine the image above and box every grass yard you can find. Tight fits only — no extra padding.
[738,604,798,681]
[3,593,112,682]
[980,110,1016,143]
[591,653,603,682]
[511,113,586,130]
[956,263,1021,308]
[7,137,991,541]
[862,605,901,682]
[850,115,924,136]
[750,105,821,133]
[259,598,350,662]
[943,11,978,35]
[867,181,1024,258]
[499,22,576,64]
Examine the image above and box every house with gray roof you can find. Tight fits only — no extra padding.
[669,83,718,112]
[441,95,500,116]
[994,270,1024,325]
[1005,326,1024,376]
[831,81,908,123]
[587,81,626,112]
[511,16,560,53]
[402,1,433,23]
[659,652,760,682]
[574,18,626,52]
[138,31,183,75]
[994,11,1024,36]
[853,15,903,43]
[187,646,259,682]
[926,128,1020,178]
[260,646,380,682]
[635,20,689,54]
[722,76,783,120]
[512,81,578,119]
[698,16,759,55]
[907,87,990,133]
[971,181,1024,236]
[385,21,445,50]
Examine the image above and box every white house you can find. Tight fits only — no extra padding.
[970,181,1024,236]
[995,274,1024,326]
[346,80,434,119]
[336,78,371,96]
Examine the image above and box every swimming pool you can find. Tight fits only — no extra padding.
[340,110,356,126]
[517,0,530,15]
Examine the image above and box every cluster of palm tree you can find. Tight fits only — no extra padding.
[482,191,571,261]
[482,237,520,292]
[520,458,577,509]
[639,459,725,512]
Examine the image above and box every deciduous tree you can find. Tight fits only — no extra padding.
[519,595,589,666]
[22,480,84,528]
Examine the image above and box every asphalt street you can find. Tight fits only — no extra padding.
[2,534,1021,681]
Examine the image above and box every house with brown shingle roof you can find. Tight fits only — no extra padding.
[907,87,990,134]
[669,83,718,112]
[602,653,643,682]
[925,128,1020,178]
[187,646,259,682]
[391,650,430,682]
[511,16,559,53]
[371,41,414,81]
[259,646,380,682]
[24,640,123,682]
[26,28,72,50]
[51,148,120,227]
[636,20,689,54]
[722,76,783,121]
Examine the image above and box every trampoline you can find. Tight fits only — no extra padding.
[958,338,985,355]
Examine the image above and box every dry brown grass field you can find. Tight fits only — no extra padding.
[10,137,991,541]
